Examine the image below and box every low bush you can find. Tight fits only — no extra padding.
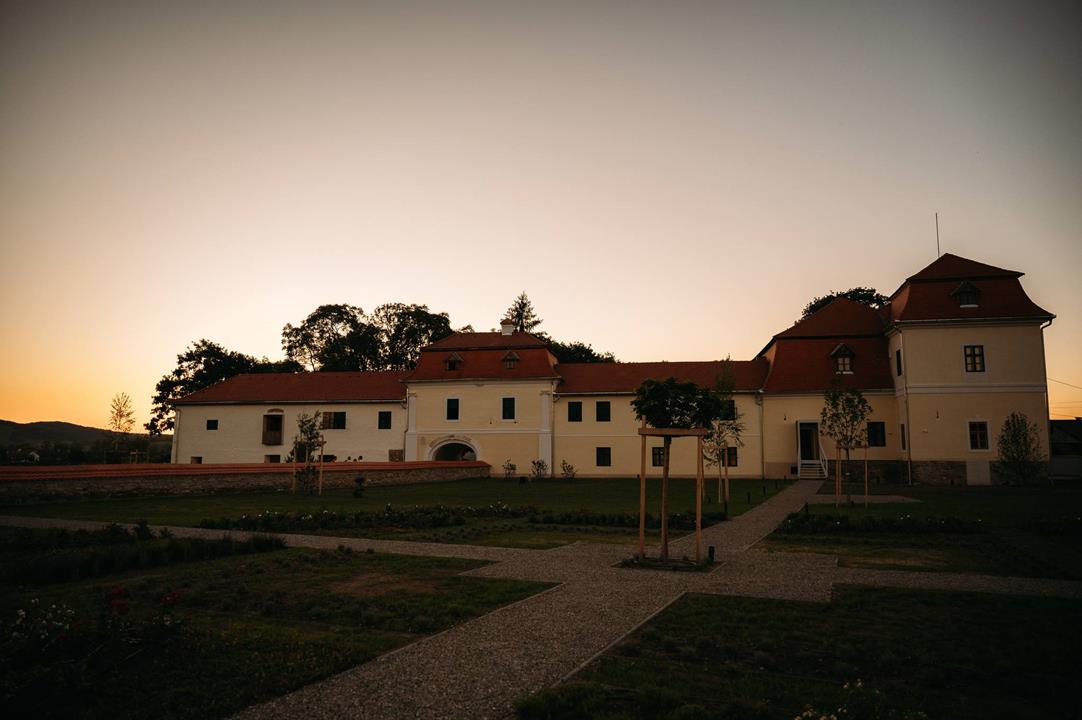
[1020,517,1082,536]
[776,511,982,536]
[198,503,535,533]
[3,533,285,585]
[528,509,727,530]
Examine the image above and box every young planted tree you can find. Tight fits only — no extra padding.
[702,360,745,512]
[820,384,871,503]
[632,377,723,561]
[291,412,324,494]
[108,392,136,459]
[997,411,1044,485]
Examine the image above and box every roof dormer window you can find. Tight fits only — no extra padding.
[951,281,981,308]
[501,351,520,370]
[444,352,463,371]
[831,343,854,374]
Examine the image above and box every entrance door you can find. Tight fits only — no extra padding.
[798,422,820,461]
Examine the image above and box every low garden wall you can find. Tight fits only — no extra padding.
[0,461,490,500]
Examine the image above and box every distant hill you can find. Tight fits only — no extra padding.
[0,420,170,445]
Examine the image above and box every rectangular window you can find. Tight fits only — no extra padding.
[964,345,985,373]
[895,349,903,376]
[446,398,459,421]
[596,401,611,422]
[725,446,738,467]
[262,414,283,445]
[206,419,218,430]
[651,446,665,467]
[190,456,202,464]
[377,411,392,430]
[867,421,886,447]
[596,446,612,467]
[567,401,582,422]
[264,454,280,463]
[502,397,516,421]
[900,423,907,451]
[321,411,346,430]
[969,421,989,450]
[835,356,852,374]
[721,399,736,420]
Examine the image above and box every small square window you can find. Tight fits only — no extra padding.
[567,401,582,422]
[502,351,519,370]
[964,345,985,373]
[502,397,516,420]
[596,446,612,467]
[867,421,886,447]
[596,401,611,422]
[206,419,218,430]
[835,356,852,374]
[969,421,989,450]
[190,456,202,464]
[378,411,392,430]
[651,447,665,467]
[321,411,346,430]
[446,398,460,421]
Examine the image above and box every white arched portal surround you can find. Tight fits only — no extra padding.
[427,436,480,461]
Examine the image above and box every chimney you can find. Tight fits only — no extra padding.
[500,317,515,336]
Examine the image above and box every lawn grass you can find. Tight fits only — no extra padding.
[0,526,549,719]
[0,477,791,549]
[517,586,1082,720]
[760,484,1082,579]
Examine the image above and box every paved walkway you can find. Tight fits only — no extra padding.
[3,479,1080,720]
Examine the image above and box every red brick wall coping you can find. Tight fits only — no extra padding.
[0,461,490,483]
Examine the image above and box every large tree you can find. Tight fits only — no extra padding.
[372,303,454,370]
[146,340,301,435]
[547,339,616,364]
[801,287,889,319]
[632,377,724,560]
[505,292,543,332]
[281,304,382,371]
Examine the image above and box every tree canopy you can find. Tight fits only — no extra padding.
[146,340,301,435]
[546,339,616,364]
[506,292,543,332]
[372,303,454,370]
[631,377,724,430]
[801,287,889,319]
[997,411,1044,485]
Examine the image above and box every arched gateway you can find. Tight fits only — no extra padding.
[430,441,477,462]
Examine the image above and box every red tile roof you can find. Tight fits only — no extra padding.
[904,253,1021,282]
[556,360,769,394]
[405,348,560,382]
[762,337,893,393]
[774,298,886,339]
[423,331,549,351]
[175,371,407,405]
[888,277,1053,322]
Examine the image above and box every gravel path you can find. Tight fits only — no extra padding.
[4,479,1081,720]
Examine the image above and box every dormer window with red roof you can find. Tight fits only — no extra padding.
[951,281,981,308]
[444,352,463,371]
[831,344,854,374]
[502,351,520,370]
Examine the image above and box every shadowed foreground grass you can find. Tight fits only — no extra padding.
[761,484,1082,579]
[0,526,549,719]
[1,477,791,548]
[517,586,1082,720]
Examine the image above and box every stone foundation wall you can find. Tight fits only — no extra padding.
[909,461,968,486]
[0,463,490,501]
[824,459,907,485]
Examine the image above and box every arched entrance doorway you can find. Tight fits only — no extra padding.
[431,441,477,461]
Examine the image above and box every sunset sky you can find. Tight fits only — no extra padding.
[1,0,1079,430]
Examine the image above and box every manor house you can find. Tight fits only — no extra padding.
[171,254,1054,485]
